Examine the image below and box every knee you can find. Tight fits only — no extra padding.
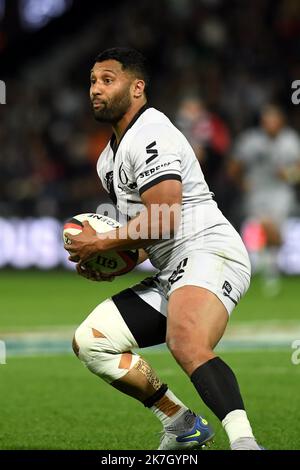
[72,333,80,357]
[166,324,194,357]
[166,330,213,368]
[72,322,140,384]
[71,299,140,382]
[72,324,95,361]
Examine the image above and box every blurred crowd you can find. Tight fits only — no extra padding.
[1,0,300,227]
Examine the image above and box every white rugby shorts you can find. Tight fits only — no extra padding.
[132,248,251,316]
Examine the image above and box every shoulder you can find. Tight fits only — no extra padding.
[276,128,300,159]
[234,128,265,158]
[236,128,264,146]
[127,107,183,153]
[278,128,300,145]
[96,139,113,176]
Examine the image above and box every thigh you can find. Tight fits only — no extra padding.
[167,285,229,374]
[112,276,168,348]
[167,285,228,350]
[160,251,251,315]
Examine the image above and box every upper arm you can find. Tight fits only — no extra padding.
[140,179,182,208]
[229,132,256,183]
[139,179,182,237]
[130,123,182,197]
[281,132,300,165]
[232,131,256,166]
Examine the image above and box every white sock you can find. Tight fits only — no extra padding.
[150,389,188,428]
[261,247,280,281]
[222,409,255,445]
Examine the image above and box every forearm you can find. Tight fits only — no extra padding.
[95,206,179,252]
[64,180,182,263]
[278,163,300,184]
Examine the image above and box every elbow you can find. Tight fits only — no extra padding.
[160,226,175,239]
[165,220,177,239]
[159,206,181,240]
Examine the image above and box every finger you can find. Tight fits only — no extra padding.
[77,262,95,278]
[69,254,80,263]
[64,233,75,243]
[80,255,95,265]
[89,270,105,282]
[76,263,85,274]
[65,244,77,254]
[76,264,94,280]
[99,272,115,282]
[77,258,88,268]
[82,220,97,236]
[87,272,101,281]
[82,220,93,230]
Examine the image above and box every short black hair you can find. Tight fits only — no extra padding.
[95,47,149,90]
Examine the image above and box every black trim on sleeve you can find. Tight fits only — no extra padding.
[139,174,182,195]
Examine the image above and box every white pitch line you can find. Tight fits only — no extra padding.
[1,321,300,356]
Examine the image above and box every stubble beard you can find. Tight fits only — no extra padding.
[92,86,131,124]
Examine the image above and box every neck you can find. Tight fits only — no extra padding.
[113,98,147,144]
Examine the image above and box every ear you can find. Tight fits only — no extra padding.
[132,79,145,99]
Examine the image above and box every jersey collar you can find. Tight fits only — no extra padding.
[110,103,149,159]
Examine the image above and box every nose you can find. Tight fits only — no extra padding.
[91,81,103,97]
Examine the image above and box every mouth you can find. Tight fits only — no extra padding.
[92,100,105,109]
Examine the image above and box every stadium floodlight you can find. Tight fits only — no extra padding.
[19,0,73,30]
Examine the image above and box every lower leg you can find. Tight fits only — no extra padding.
[72,308,189,430]
[167,286,261,450]
[110,356,213,450]
[260,220,282,295]
[190,357,259,449]
[260,246,281,292]
[111,356,188,427]
[73,334,214,449]
[73,298,206,450]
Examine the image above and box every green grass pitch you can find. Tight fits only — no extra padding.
[0,269,299,330]
[1,350,300,450]
[0,270,300,450]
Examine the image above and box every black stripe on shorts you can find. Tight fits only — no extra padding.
[112,288,167,348]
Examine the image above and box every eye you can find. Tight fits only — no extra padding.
[104,78,113,84]
[90,78,96,84]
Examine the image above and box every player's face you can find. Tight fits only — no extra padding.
[90,60,133,123]
[261,108,285,137]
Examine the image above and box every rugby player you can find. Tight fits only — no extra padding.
[232,104,300,295]
[65,47,262,450]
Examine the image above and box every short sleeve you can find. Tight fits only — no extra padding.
[96,141,117,205]
[130,123,182,195]
[278,130,300,165]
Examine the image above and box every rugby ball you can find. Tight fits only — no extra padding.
[63,213,138,276]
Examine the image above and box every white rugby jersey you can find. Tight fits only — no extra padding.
[97,106,234,269]
[233,127,300,219]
